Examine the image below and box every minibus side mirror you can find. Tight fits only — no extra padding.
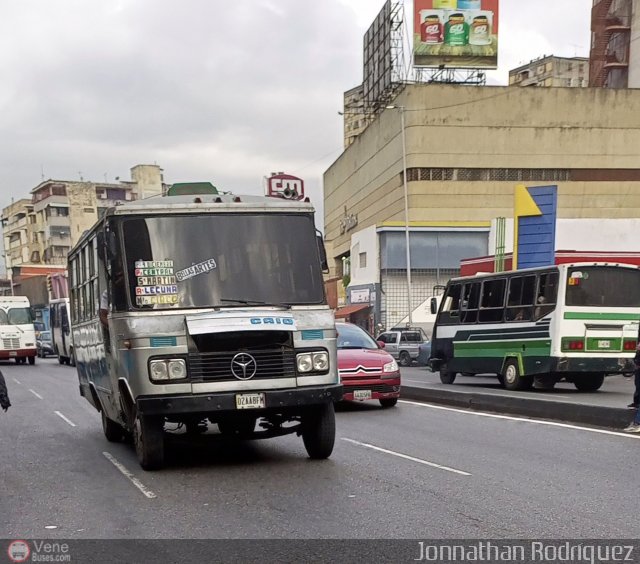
[430,297,438,315]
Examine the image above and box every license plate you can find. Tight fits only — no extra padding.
[235,393,265,410]
[598,340,611,349]
[354,389,372,401]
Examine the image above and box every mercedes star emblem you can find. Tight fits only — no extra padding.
[231,353,257,380]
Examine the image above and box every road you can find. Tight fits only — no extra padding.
[0,358,638,540]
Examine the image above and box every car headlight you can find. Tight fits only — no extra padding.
[297,351,329,374]
[168,359,187,380]
[383,360,398,373]
[150,360,169,381]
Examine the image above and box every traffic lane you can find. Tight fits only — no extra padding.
[3,361,478,539]
[401,366,635,408]
[5,359,637,539]
[335,399,639,538]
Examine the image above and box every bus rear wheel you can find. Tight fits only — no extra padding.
[574,374,605,392]
[502,359,533,391]
[28,356,35,365]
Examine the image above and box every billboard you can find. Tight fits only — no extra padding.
[363,0,393,107]
[413,0,499,69]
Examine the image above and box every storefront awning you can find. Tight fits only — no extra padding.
[334,304,370,319]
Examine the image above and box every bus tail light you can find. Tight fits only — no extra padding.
[624,340,637,351]
[562,339,584,352]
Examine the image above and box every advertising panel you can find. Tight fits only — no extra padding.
[363,0,393,106]
[413,0,499,69]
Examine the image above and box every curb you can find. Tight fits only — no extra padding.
[401,385,633,429]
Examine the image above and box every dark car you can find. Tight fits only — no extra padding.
[36,331,54,358]
[416,340,432,368]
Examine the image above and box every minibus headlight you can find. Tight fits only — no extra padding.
[312,352,329,372]
[150,360,169,381]
[168,359,187,380]
[297,353,313,373]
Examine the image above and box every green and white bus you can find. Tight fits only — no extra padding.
[429,263,640,392]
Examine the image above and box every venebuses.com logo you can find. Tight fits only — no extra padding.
[7,540,30,563]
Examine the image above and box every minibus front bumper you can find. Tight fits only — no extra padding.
[136,384,343,416]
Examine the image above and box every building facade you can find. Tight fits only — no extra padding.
[590,0,640,88]
[323,84,640,330]
[343,85,370,148]
[509,56,589,87]
[2,164,165,270]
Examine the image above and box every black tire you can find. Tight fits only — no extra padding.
[301,403,336,459]
[534,375,556,390]
[379,398,398,408]
[439,364,457,384]
[218,417,256,436]
[133,414,165,471]
[399,351,412,367]
[574,374,605,392]
[502,359,533,391]
[102,410,125,442]
[28,356,35,365]
[69,350,76,367]
[58,355,64,365]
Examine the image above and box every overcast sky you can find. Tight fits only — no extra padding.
[0,0,591,226]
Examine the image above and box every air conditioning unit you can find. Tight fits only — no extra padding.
[125,193,132,201]
[99,192,108,199]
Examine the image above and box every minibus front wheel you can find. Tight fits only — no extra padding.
[133,414,165,471]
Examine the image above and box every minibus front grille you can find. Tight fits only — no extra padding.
[2,338,19,350]
[188,349,296,381]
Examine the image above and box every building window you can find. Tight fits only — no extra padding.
[51,185,67,196]
[359,252,367,269]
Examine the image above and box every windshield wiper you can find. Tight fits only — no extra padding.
[219,298,292,309]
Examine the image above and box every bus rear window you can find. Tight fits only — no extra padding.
[566,267,640,307]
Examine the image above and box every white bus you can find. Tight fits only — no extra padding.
[0,296,37,365]
[429,263,640,392]
[50,298,74,365]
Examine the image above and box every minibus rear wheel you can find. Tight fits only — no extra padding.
[502,359,533,391]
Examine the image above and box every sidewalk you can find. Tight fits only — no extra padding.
[400,367,637,429]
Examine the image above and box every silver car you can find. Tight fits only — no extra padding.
[375,328,427,367]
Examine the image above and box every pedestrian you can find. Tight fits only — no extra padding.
[630,344,640,409]
[624,407,640,433]
[0,370,11,412]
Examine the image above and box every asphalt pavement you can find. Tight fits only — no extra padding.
[1,357,639,542]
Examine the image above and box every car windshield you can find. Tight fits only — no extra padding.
[39,331,51,340]
[337,323,378,350]
[120,214,324,310]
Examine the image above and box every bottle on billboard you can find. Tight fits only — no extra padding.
[420,12,444,44]
[444,13,469,46]
[433,0,457,8]
[457,0,481,9]
[468,12,492,45]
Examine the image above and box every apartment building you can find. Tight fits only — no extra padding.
[509,56,589,87]
[590,0,640,88]
[2,164,164,269]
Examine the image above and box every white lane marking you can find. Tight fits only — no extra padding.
[28,389,43,400]
[54,411,77,427]
[102,452,157,499]
[342,437,471,476]
[398,400,640,440]
[13,378,21,385]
